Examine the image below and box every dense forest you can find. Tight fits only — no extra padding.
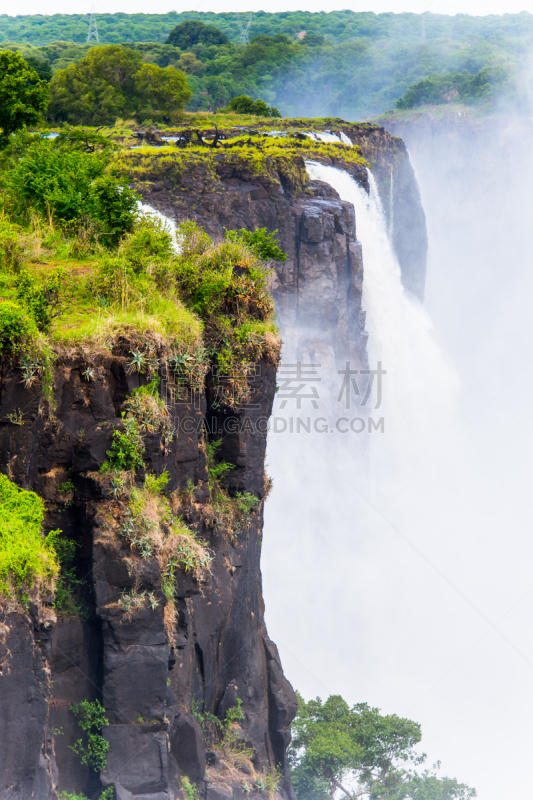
[1,10,532,117]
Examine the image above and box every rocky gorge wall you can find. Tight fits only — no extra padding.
[0,349,295,800]
[0,121,427,800]
[138,122,428,352]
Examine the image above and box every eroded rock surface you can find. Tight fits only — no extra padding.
[0,353,295,800]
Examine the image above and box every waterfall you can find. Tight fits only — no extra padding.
[261,162,463,741]
[137,201,181,253]
[389,170,394,237]
[304,162,459,480]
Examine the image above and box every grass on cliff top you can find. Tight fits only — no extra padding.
[0,473,59,606]
[0,209,281,407]
[0,222,203,353]
[115,133,368,194]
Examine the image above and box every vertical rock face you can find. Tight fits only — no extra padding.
[139,173,368,377]
[0,128,426,800]
[137,122,427,354]
[0,353,295,800]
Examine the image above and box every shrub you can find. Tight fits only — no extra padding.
[125,383,174,439]
[228,95,281,118]
[205,439,259,539]
[88,172,139,246]
[0,216,26,272]
[224,227,288,262]
[70,699,109,772]
[4,137,106,222]
[0,473,59,605]
[60,790,114,800]
[2,132,138,244]
[174,221,279,406]
[15,267,66,331]
[120,471,212,569]
[101,416,145,474]
[0,301,39,351]
[120,213,175,274]
[119,471,212,633]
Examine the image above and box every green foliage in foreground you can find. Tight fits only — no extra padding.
[0,50,49,148]
[70,699,110,772]
[0,129,138,245]
[289,693,476,800]
[0,473,59,604]
[224,227,289,263]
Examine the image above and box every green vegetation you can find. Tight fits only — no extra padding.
[289,693,476,800]
[0,50,49,147]
[228,95,281,118]
[181,776,200,800]
[396,64,510,109]
[205,438,259,538]
[194,698,280,791]
[101,416,145,474]
[70,699,109,772]
[48,45,191,125]
[166,20,230,49]
[53,537,88,618]
[59,790,114,800]
[2,10,532,117]
[0,474,59,606]
[115,469,212,633]
[115,134,367,209]
[1,128,138,243]
[225,227,289,263]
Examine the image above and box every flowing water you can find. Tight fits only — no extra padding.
[260,162,492,793]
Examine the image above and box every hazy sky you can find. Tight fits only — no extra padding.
[8,0,533,18]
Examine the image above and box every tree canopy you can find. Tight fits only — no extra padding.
[47,45,190,125]
[289,694,476,800]
[165,20,230,49]
[0,10,530,118]
[396,64,510,109]
[228,95,281,118]
[0,51,49,148]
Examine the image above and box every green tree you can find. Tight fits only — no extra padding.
[48,45,142,125]
[2,131,138,242]
[228,94,281,118]
[25,56,53,82]
[133,63,192,122]
[166,20,230,49]
[289,694,476,800]
[0,51,49,148]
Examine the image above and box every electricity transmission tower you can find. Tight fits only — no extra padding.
[87,5,99,43]
[236,12,253,45]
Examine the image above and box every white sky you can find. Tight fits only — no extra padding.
[5,0,533,19]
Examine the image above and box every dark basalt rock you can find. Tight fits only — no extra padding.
[0,354,295,800]
[0,126,425,799]
[137,122,427,303]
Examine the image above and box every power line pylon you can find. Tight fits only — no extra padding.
[236,12,253,45]
[87,5,99,43]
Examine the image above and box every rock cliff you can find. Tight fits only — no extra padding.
[0,120,427,800]
[0,349,295,800]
